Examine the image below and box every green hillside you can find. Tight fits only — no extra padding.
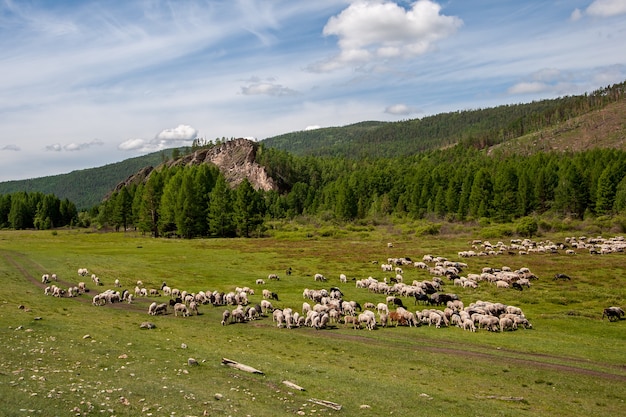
[0,150,175,210]
[262,82,626,157]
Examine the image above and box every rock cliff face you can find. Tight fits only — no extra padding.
[112,138,278,193]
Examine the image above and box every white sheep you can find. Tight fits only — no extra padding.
[314,273,326,282]
[221,309,231,325]
[174,303,189,317]
[376,302,389,316]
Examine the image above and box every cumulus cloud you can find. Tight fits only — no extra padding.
[507,81,550,95]
[118,124,198,152]
[117,138,147,151]
[309,0,462,72]
[586,0,626,17]
[156,124,198,141]
[64,139,104,151]
[1,144,20,151]
[46,144,63,152]
[45,139,103,152]
[304,125,321,131]
[572,0,626,21]
[385,103,421,115]
[240,78,298,96]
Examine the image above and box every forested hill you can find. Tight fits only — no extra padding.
[1,81,624,211]
[261,82,626,158]
[0,150,175,210]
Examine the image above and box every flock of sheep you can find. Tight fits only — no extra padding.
[39,235,624,333]
[459,236,626,257]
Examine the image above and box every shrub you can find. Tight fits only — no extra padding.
[516,216,538,237]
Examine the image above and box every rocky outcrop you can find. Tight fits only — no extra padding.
[111,138,278,194]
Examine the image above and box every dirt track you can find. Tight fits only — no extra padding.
[3,249,626,382]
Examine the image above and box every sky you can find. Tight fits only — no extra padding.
[1,0,626,182]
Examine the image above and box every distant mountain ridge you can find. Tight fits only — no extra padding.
[1,81,624,209]
[0,151,173,210]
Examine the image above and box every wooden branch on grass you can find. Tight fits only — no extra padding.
[475,395,525,402]
[308,398,342,410]
[221,358,264,374]
[282,380,305,391]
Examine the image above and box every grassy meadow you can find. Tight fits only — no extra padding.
[0,225,624,417]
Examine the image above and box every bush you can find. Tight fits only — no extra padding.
[415,223,441,236]
[516,216,538,237]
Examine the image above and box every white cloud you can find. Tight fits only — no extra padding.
[586,0,626,17]
[309,0,462,72]
[118,124,198,152]
[507,81,550,95]
[63,139,104,151]
[570,8,583,21]
[385,103,420,115]
[156,124,198,141]
[1,144,20,151]
[117,138,146,151]
[304,125,321,131]
[241,80,298,96]
[46,143,63,152]
[572,0,626,20]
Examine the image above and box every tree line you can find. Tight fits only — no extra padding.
[0,192,78,229]
[90,145,626,238]
[3,145,626,235]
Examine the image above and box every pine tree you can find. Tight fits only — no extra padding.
[208,174,234,237]
[234,179,264,237]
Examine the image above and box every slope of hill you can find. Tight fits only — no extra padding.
[0,151,174,210]
[489,99,626,156]
[261,82,626,157]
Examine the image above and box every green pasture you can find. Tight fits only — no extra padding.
[0,227,624,417]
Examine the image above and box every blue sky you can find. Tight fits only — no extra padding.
[1,0,625,182]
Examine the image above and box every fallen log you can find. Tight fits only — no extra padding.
[308,398,342,411]
[475,395,525,402]
[282,380,305,391]
[221,358,264,375]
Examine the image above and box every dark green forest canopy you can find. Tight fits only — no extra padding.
[76,145,626,238]
[262,81,626,158]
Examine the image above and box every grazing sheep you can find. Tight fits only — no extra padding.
[358,312,376,330]
[41,274,50,284]
[273,309,285,328]
[174,303,189,317]
[377,302,389,316]
[153,303,168,315]
[260,299,274,314]
[256,279,265,285]
[268,273,280,281]
[462,318,476,332]
[339,274,347,283]
[314,273,327,282]
[343,315,359,329]
[221,309,231,325]
[602,306,625,321]
[499,317,517,332]
[78,268,89,276]
[148,302,158,315]
[554,273,571,280]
